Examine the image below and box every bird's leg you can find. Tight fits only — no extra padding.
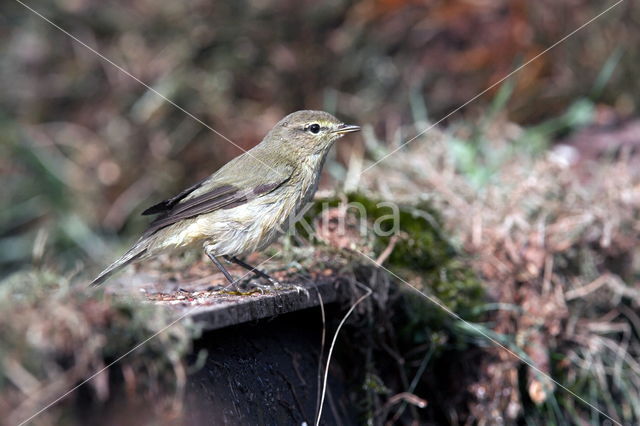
[223,256,308,297]
[205,250,237,287]
[204,246,271,293]
[223,255,280,286]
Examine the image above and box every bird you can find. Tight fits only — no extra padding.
[90,110,360,288]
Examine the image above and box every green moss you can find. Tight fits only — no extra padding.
[305,192,484,322]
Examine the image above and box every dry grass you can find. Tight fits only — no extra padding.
[0,269,197,425]
[3,118,639,423]
[359,117,640,423]
[2,0,637,274]
[1,1,639,423]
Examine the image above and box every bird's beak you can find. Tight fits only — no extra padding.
[333,124,361,135]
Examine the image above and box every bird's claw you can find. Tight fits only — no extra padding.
[220,275,308,298]
[281,283,309,299]
[222,278,270,294]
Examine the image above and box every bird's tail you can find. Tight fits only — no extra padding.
[90,244,147,287]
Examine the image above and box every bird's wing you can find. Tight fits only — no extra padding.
[141,177,209,216]
[141,157,294,238]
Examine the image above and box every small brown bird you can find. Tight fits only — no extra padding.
[91,110,360,287]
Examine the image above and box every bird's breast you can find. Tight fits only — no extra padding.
[149,156,327,256]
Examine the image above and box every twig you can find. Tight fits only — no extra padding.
[566,274,640,302]
[565,275,610,300]
[385,392,428,410]
[375,235,398,265]
[389,346,434,423]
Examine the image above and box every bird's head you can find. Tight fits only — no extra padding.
[262,110,360,158]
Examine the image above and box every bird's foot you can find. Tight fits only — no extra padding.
[220,277,308,298]
[222,276,277,295]
[275,282,310,298]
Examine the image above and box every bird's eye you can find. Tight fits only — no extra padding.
[307,123,321,134]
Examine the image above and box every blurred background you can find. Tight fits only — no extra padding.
[1,0,637,276]
[2,1,640,424]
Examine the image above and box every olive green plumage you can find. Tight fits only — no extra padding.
[91,110,359,286]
